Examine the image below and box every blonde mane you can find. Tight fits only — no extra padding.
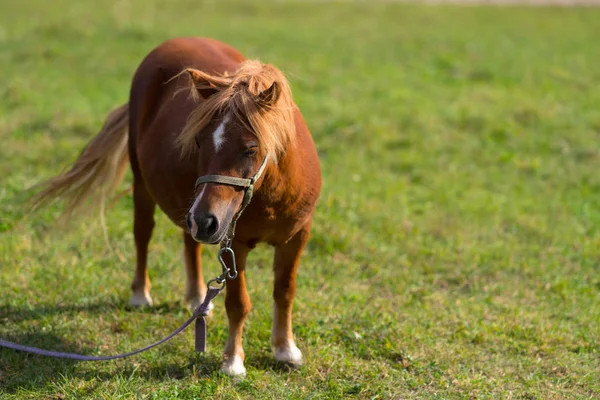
[177,60,296,157]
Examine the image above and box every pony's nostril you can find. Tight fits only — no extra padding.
[186,213,193,231]
[193,214,203,231]
[193,212,219,238]
[204,215,218,235]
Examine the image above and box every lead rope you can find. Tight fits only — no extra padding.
[0,288,220,361]
[194,237,239,353]
[0,208,243,360]
[0,155,269,360]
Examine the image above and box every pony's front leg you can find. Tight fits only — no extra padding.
[222,241,251,376]
[183,231,209,310]
[271,223,311,366]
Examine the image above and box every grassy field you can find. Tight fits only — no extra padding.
[1,0,599,398]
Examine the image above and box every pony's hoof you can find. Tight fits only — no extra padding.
[273,342,303,366]
[220,355,246,377]
[187,296,214,314]
[129,291,153,307]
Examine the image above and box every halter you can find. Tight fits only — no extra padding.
[193,154,269,285]
[194,154,268,238]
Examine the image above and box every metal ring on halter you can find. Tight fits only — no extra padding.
[207,277,226,290]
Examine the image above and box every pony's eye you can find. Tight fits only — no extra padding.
[243,147,258,157]
[243,141,258,157]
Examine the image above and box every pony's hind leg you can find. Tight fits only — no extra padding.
[271,223,311,366]
[183,231,210,310]
[130,179,156,306]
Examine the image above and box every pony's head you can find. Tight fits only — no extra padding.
[178,60,296,243]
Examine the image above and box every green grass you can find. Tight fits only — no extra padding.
[1,0,600,398]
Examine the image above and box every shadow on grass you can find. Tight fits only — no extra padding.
[0,299,204,391]
[0,330,97,392]
[0,299,189,324]
[246,352,304,374]
[0,301,293,392]
[0,332,223,393]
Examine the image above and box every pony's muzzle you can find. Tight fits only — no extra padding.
[188,211,220,243]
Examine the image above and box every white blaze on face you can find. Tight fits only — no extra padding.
[188,115,231,240]
[189,185,206,239]
[212,115,230,152]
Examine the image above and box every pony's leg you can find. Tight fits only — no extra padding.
[183,231,210,310]
[129,180,156,306]
[221,241,251,376]
[271,224,311,365]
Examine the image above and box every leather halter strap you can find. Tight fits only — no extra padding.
[194,155,269,192]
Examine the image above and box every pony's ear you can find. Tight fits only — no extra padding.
[256,82,280,108]
[186,68,219,99]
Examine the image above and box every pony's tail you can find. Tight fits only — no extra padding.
[31,103,130,218]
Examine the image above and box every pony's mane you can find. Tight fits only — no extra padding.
[177,60,296,157]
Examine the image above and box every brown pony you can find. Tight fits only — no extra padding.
[32,37,321,376]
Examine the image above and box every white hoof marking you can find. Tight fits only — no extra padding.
[273,342,303,365]
[221,355,246,377]
[129,291,153,307]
